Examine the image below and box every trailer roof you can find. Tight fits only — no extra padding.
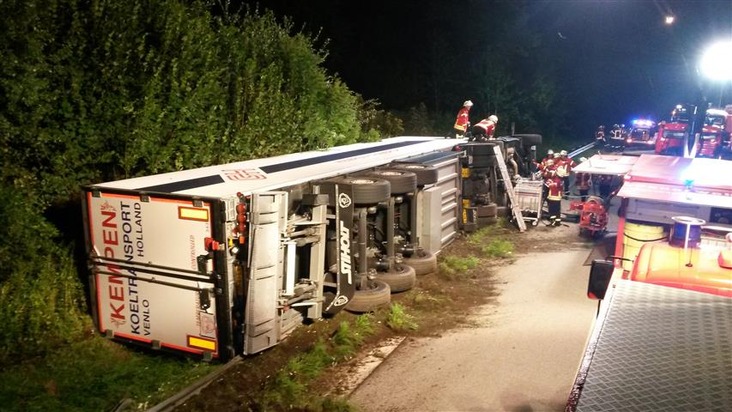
[574,154,732,192]
[572,154,639,176]
[617,181,732,209]
[625,155,732,191]
[88,136,460,198]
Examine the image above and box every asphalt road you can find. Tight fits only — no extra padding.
[349,248,599,412]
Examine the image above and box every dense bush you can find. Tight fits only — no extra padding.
[0,186,88,365]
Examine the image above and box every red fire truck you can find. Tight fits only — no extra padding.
[568,154,732,410]
[654,120,688,156]
[697,108,730,158]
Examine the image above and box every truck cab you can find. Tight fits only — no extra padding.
[654,120,688,156]
[697,108,729,159]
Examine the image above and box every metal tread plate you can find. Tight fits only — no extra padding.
[576,280,732,411]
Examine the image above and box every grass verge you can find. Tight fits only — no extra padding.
[0,336,217,411]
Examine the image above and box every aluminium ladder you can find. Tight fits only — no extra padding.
[493,145,526,232]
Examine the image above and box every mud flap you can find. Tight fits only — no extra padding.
[322,183,356,315]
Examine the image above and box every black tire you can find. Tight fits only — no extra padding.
[374,264,416,293]
[496,205,509,217]
[389,163,439,186]
[330,176,391,204]
[470,141,503,156]
[358,169,417,194]
[476,203,498,217]
[512,134,542,146]
[477,216,498,226]
[404,251,437,276]
[345,280,391,313]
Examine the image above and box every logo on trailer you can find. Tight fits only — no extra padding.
[338,221,353,284]
[338,192,352,208]
[223,168,266,181]
[333,295,349,307]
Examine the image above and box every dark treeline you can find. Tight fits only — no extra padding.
[237,0,574,139]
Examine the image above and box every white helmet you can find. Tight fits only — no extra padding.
[560,150,568,156]
[463,100,473,107]
[488,115,498,123]
[547,149,554,155]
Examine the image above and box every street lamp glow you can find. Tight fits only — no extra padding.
[699,41,732,81]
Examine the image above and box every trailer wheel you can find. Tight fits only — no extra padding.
[374,264,416,293]
[359,169,417,194]
[389,163,439,186]
[345,280,391,313]
[512,134,542,146]
[333,176,391,204]
[476,203,498,217]
[404,251,437,276]
[477,216,498,227]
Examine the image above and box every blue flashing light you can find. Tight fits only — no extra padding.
[631,119,654,128]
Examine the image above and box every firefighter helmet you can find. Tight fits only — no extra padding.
[547,149,554,155]
[463,100,473,107]
[488,115,498,123]
[560,150,568,156]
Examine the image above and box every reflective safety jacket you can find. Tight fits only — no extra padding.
[473,118,496,137]
[546,177,563,200]
[453,107,471,132]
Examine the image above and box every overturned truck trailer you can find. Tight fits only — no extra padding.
[82,137,462,361]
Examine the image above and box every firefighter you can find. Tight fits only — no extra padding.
[452,100,473,138]
[541,149,554,166]
[595,125,606,147]
[598,174,614,202]
[546,174,563,226]
[575,157,591,202]
[470,114,498,141]
[558,150,577,198]
[609,124,624,151]
[540,158,557,209]
[535,149,554,177]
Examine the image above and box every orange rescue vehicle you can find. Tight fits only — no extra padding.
[567,154,732,411]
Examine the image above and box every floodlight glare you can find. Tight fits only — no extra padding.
[699,41,732,81]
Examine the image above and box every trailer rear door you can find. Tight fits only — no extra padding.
[85,190,223,358]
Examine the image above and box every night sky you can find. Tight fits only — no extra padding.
[244,1,732,138]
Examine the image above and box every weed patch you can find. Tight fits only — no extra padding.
[386,303,418,332]
[437,255,479,280]
[483,239,514,258]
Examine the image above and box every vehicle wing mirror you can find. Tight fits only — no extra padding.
[587,259,613,300]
